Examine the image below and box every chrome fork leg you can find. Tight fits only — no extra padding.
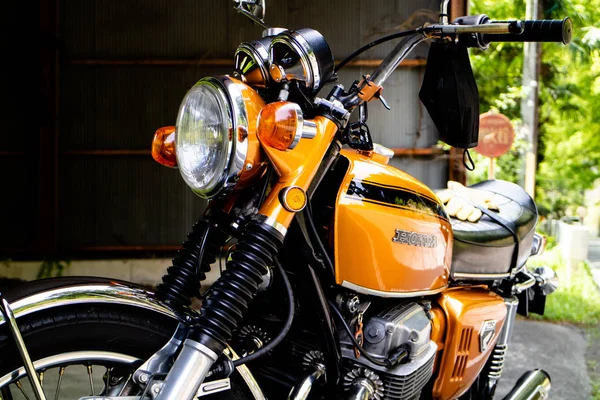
[0,293,47,400]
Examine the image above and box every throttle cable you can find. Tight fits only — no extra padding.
[335,29,419,72]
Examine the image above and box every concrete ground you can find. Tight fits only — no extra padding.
[495,236,600,400]
[589,237,600,289]
[495,320,591,400]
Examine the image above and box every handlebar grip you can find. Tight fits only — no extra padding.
[483,17,572,44]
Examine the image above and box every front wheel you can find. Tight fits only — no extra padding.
[0,303,253,399]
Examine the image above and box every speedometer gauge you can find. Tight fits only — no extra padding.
[268,28,335,94]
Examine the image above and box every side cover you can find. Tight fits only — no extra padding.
[432,288,507,400]
[334,150,452,296]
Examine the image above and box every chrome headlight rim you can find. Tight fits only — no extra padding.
[176,76,249,200]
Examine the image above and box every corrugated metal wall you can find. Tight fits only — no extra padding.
[12,0,449,256]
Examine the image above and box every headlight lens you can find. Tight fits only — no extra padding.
[176,79,233,198]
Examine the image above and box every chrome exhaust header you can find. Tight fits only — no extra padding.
[501,369,551,400]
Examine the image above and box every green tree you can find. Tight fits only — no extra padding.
[468,0,600,218]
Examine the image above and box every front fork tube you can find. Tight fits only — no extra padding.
[155,339,219,398]
[156,219,284,400]
[156,117,339,400]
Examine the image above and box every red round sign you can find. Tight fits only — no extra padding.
[474,112,515,158]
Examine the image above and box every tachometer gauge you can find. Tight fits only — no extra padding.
[234,37,272,88]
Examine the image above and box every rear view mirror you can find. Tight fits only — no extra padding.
[234,0,267,28]
[419,41,479,149]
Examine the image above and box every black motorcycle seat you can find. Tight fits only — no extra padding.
[450,180,537,247]
[446,180,538,278]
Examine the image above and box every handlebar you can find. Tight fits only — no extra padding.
[454,15,572,49]
[483,17,572,45]
[338,14,572,110]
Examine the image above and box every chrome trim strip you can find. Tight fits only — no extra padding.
[280,186,306,213]
[255,214,288,236]
[221,76,249,193]
[341,281,447,298]
[498,296,519,345]
[289,103,304,149]
[452,272,510,280]
[0,351,140,388]
[0,282,192,328]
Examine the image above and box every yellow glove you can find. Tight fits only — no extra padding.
[437,181,499,222]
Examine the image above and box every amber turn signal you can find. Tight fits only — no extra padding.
[280,186,307,212]
[152,126,177,168]
[257,101,305,150]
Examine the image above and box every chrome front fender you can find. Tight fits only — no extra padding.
[0,277,266,400]
[0,277,195,327]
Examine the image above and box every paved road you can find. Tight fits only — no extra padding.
[495,236,600,400]
[495,320,591,400]
[589,236,600,289]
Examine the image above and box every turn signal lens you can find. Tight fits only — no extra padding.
[257,101,303,150]
[280,186,307,212]
[152,126,177,168]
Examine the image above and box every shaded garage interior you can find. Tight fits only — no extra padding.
[6,0,466,263]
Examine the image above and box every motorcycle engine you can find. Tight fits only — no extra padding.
[341,302,437,400]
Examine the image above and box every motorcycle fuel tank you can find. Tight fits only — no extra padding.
[334,150,452,296]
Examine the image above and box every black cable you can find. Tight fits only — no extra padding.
[304,200,336,277]
[463,149,475,171]
[335,29,418,72]
[233,257,295,367]
[258,166,273,206]
[327,299,393,369]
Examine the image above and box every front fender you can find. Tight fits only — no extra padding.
[0,276,195,327]
[0,277,266,400]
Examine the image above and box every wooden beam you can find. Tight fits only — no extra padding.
[68,58,426,68]
[61,149,151,156]
[392,146,446,157]
[77,245,182,252]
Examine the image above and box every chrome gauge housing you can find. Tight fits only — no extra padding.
[175,76,249,199]
[234,37,272,88]
[269,28,335,94]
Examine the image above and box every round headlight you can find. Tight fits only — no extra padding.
[176,77,250,199]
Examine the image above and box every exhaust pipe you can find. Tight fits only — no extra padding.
[502,369,551,400]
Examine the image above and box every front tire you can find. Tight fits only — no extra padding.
[0,303,253,399]
[0,303,176,398]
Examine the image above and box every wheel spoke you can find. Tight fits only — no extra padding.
[87,365,94,395]
[54,367,65,400]
[102,367,111,395]
[2,385,15,400]
[15,381,30,400]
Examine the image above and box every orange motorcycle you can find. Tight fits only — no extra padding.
[0,1,571,399]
